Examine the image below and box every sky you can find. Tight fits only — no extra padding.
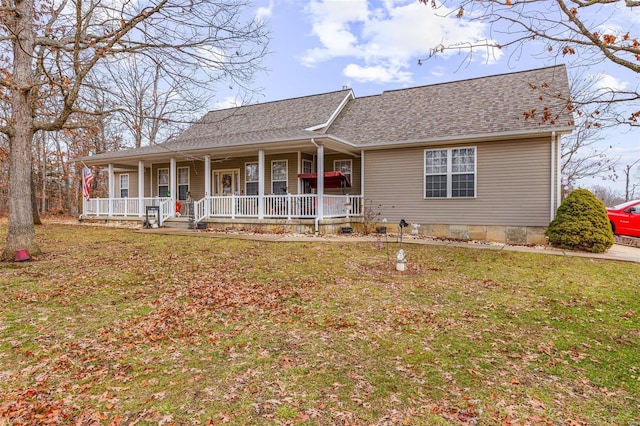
[215,0,639,195]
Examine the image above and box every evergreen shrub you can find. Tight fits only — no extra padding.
[545,188,614,253]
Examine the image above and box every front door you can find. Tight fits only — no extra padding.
[214,169,240,195]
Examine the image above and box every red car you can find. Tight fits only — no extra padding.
[607,200,640,238]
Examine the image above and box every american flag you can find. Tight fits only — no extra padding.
[82,165,94,201]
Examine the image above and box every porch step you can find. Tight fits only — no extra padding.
[163,217,193,229]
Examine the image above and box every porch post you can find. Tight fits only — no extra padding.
[258,149,265,219]
[317,145,324,220]
[138,161,145,217]
[170,157,177,199]
[108,163,114,216]
[204,155,211,217]
[297,151,302,194]
[360,150,365,196]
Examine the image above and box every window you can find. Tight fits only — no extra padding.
[178,167,189,200]
[302,159,314,194]
[120,174,129,198]
[334,159,352,185]
[424,147,476,198]
[302,159,313,174]
[271,160,287,194]
[245,163,258,195]
[158,168,169,197]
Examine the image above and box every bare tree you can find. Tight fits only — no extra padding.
[419,0,640,126]
[589,184,624,207]
[0,0,268,259]
[105,57,207,148]
[622,159,640,201]
[561,72,620,195]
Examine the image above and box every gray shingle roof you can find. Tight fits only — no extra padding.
[167,89,351,146]
[83,65,573,163]
[84,90,351,162]
[327,65,573,145]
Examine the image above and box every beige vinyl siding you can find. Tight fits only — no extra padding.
[116,172,137,198]
[209,154,300,195]
[145,152,360,199]
[151,163,169,197]
[323,153,361,195]
[265,153,298,194]
[144,168,151,196]
[114,169,152,198]
[364,138,552,227]
[179,161,204,199]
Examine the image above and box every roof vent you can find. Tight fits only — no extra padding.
[342,85,349,90]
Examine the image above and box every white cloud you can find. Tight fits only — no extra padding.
[213,96,241,110]
[344,64,412,83]
[256,0,273,23]
[592,73,629,92]
[299,0,501,84]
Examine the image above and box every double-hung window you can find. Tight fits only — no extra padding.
[120,174,129,198]
[424,147,476,198]
[158,168,169,197]
[271,160,287,194]
[302,159,313,174]
[178,167,189,200]
[334,159,352,185]
[245,163,258,195]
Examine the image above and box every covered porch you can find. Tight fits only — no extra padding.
[80,141,366,232]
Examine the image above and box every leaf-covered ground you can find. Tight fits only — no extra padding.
[0,221,638,425]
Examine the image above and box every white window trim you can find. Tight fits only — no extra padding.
[302,159,313,174]
[245,162,259,195]
[178,166,190,200]
[334,159,352,181]
[271,160,288,194]
[158,168,169,197]
[120,174,129,198]
[424,146,477,199]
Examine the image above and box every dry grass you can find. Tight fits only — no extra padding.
[0,221,638,425]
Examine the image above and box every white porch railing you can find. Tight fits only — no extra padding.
[83,194,363,225]
[82,197,173,225]
[199,194,362,220]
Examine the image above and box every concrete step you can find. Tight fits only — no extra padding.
[163,218,193,229]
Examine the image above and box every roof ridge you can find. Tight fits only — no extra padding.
[208,88,353,113]
[375,64,568,97]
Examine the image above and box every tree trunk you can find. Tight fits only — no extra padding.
[4,0,39,260]
[6,129,39,259]
[32,170,42,225]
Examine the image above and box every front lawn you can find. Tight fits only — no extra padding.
[1,222,638,424]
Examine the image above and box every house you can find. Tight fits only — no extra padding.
[80,65,574,244]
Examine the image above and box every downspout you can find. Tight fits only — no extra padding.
[550,131,556,221]
[360,148,365,201]
[556,131,562,210]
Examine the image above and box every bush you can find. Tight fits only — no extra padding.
[545,188,614,253]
